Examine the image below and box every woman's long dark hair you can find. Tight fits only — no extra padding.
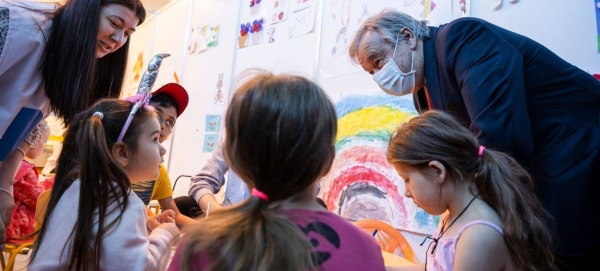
[30,99,155,271]
[181,72,338,271]
[43,0,146,126]
[387,110,555,271]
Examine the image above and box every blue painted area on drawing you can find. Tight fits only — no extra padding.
[414,209,431,228]
[596,0,600,51]
[335,94,417,118]
[335,132,391,150]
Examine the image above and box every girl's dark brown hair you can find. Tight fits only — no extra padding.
[181,71,337,271]
[30,99,155,271]
[43,0,146,126]
[387,110,556,271]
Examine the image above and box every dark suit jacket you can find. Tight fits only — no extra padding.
[414,17,600,256]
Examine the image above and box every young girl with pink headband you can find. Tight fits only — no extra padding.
[169,71,386,271]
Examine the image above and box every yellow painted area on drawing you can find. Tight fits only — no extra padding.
[336,106,414,141]
[424,0,432,17]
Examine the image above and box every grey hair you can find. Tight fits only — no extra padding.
[349,10,430,62]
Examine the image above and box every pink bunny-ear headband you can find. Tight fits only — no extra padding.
[116,93,155,142]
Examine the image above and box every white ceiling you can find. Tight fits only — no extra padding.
[34,0,173,13]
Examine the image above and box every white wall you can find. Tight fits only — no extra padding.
[470,0,599,74]
[167,0,241,199]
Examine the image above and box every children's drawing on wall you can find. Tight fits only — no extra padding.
[239,22,251,48]
[291,0,314,12]
[267,27,276,43]
[319,0,453,80]
[269,0,289,24]
[189,24,219,54]
[213,73,226,105]
[319,0,373,79]
[250,18,264,45]
[202,134,219,152]
[206,25,219,47]
[198,24,219,52]
[133,52,144,81]
[205,114,221,132]
[492,0,518,10]
[399,0,452,24]
[288,1,316,38]
[330,0,350,58]
[250,0,262,16]
[330,0,369,58]
[126,51,145,97]
[188,26,200,54]
[318,94,439,234]
[459,0,469,17]
[420,0,436,18]
[173,71,179,84]
[596,0,600,51]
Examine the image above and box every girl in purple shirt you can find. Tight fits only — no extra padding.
[169,71,385,271]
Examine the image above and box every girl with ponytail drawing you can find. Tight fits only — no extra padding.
[168,71,385,271]
[386,110,556,271]
[29,98,179,271]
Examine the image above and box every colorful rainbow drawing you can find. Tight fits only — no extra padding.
[596,0,600,52]
[420,0,436,19]
[319,94,439,234]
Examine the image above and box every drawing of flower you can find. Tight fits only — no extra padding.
[250,0,261,15]
[240,22,251,36]
[250,19,263,33]
[249,0,261,7]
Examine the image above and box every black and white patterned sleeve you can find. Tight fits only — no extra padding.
[0,8,8,58]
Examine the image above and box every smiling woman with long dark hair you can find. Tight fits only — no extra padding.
[0,0,145,251]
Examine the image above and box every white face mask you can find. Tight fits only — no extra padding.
[373,33,416,96]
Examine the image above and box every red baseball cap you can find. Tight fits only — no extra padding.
[151,83,189,116]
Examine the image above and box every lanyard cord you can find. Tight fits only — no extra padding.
[422,193,480,270]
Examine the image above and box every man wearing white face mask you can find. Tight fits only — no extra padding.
[372,32,416,96]
[349,10,600,271]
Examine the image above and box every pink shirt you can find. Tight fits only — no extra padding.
[5,161,46,243]
[169,208,386,271]
[426,220,503,271]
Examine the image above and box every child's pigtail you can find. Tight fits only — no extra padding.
[474,147,556,271]
[181,192,318,271]
[68,110,130,270]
